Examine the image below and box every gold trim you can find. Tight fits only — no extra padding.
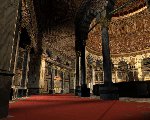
[112,6,147,20]
[86,46,150,57]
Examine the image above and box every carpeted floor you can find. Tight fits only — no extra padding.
[8,94,150,120]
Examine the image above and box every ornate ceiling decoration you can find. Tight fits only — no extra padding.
[87,7,150,56]
[43,23,76,59]
[113,0,145,17]
[21,0,38,51]
[31,0,147,59]
[32,0,84,59]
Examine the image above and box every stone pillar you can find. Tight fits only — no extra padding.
[113,64,118,83]
[21,48,30,90]
[75,52,80,95]
[49,67,55,94]
[61,71,65,93]
[39,55,46,94]
[80,44,90,97]
[27,54,42,95]
[136,58,142,81]
[91,65,95,93]
[13,48,25,97]
[101,25,112,85]
[68,72,71,93]
[19,48,30,97]
[69,71,75,93]
[92,66,96,84]
[0,0,20,117]
[81,45,86,85]
[11,32,20,87]
[0,75,13,119]
[99,18,119,100]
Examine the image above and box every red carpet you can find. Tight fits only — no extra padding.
[9,94,150,120]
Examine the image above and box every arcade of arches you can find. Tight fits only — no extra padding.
[0,0,150,119]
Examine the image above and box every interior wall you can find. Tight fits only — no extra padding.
[86,50,150,83]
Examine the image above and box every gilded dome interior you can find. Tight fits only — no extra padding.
[87,3,150,56]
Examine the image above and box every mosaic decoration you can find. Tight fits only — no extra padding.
[86,54,93,65]
[87,7,150,56]
[21,0,38,49]
[114,0,145,17]
[43,24,76,59]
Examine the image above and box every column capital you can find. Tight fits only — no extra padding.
[51,65,56,70]
[61,69,66,73]
[25,45,31,52]
[76,51,81,57]
[100,17,110,28]
[41,53,47,60]
[96,6,110,28]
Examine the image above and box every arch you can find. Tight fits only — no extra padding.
[75,0,116,52]
[75,8,97,51]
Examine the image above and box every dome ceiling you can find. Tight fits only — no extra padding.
[32,0,148,58]
[113,0,145,17]
[43,23,76,59]
[33,0,83,59]
[87,6,150,56]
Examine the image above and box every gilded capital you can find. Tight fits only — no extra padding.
[76,51,81,57]
[100,17,110,28]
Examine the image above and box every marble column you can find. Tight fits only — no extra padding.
[81,45,86,85]
[80,44,90,97]
[92,66,96,85]
[61,71,64,93]
[19,48,30,97]
[49,68,55,94]
[91,65,95,93]
[101,25,112,85]
[27,54,42,95]
[69,72,71,93]
[99,18,119,100]
[11,32,20,87]
[136,59,142,81]
[0,0,20,118]
[113,64,118,83]
[75,52,80,95]
[0,74,13,119]
[13,48,25,98]
[21,48,30,88]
